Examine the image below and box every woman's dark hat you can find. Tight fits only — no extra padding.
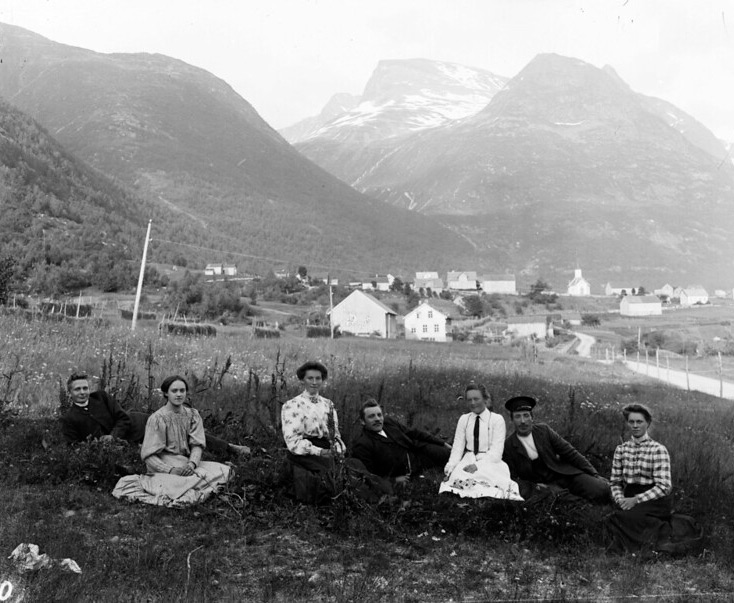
[504,396,537,413]
[296,361,328,380]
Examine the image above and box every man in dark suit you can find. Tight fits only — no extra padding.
[351,399,451,485]
[502,396,609,503]
[61,373,250,456]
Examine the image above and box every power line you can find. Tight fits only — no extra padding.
[148,237,375,277]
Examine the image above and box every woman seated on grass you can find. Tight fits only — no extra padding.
[281,361,390,504]
[439,382,523,501]
[606,403,701,554]
[112,375,232,507]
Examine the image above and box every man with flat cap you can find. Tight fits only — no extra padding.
[351,399,451,486]
[502,395,610,503]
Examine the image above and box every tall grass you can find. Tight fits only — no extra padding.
[4,314,734,546]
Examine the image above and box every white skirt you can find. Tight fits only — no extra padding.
[439,453,523,500]
[112,453,231,507]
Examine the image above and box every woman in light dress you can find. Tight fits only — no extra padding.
[113,375,231,506]
[439,383,523,501]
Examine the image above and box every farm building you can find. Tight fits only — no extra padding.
[480,274,516,294]
[604,282,636,296]
[329,290,397,338]
[653,284,675,298]
[204,263,223,276]
[447,271,478,291]
[414,271,445,294]
[404,300,463,342]
[505,316,552,340]
[620,295,662,316]
[362,275,391,291]
[222,264,237,276]
[567,269,590,296]
[679,287,709,306]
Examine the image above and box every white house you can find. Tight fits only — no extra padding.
[204,263,223,276]
[414,271,445,294]
[362,275,391,291]
[505,316,552,340]
[714,289,727,298]
[680,287,709,306]
[404,300,463,342]
[653,284,675,298]
[480,274,517,294]
[329,290,397,338]
[222,264,237,277]
[620,295,662,316]
[447,271,478,291]
[605,282,636,296]
[567,269,590,296]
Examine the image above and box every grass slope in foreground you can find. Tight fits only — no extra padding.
[0,314,733,601]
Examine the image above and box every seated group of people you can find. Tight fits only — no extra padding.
[282,361,701,555]
[62,373,249,507]
[60,362,700,553]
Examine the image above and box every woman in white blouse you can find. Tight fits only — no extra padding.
[439,383,523,500]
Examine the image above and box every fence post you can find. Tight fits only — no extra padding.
[719,352,724,398]
[685,355,690,391]
[656,348,660,378]
[645,349,649,375]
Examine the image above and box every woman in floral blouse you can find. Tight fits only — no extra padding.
[281,361,390,503]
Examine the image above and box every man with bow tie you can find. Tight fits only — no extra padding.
[351,399,451,486]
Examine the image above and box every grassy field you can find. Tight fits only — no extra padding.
[1,312,734,601]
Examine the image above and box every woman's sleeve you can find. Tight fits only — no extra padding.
[140,414,169,471]
[487,413,506,462]
[636,444,672,503]
[188,409,207,449]
[444,414,467,474]
[610,445,624,503]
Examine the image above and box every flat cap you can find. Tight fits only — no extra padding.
[504,395,537,413]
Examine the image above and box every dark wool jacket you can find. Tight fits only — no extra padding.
[502,422,599,482]
[351,416,446,478]
[60,391,132,443]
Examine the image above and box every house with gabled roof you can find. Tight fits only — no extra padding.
[404,299,463,342]
[653,284,675,298]
[447,271,478,291]
[567,269,590,296]
[480,274,516,294]
[414,271,445,294]
[604,282,636,296]
[362,275,391,292]
[620,295,662,316]
[204,263,223,276]
[329,290,397,338]
[505,315,553,340]
[680,287,709,306]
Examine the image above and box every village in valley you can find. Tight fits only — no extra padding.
[195,262,728,357]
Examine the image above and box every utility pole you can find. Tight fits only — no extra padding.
[328,274,334,339]
[132,220,152,331]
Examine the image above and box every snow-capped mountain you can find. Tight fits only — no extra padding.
[281,58,508,145]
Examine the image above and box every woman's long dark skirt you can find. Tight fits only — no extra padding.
[606,484,701,554]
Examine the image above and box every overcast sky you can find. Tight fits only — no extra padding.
[1,0,733,140]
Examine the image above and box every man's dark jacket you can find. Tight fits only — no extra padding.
[60,391,134,443]
[351,417,447,478]
[502,422,599,483]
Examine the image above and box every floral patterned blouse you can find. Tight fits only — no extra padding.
[281,391,345,456]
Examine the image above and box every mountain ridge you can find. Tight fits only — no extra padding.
[0,23,476,276]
